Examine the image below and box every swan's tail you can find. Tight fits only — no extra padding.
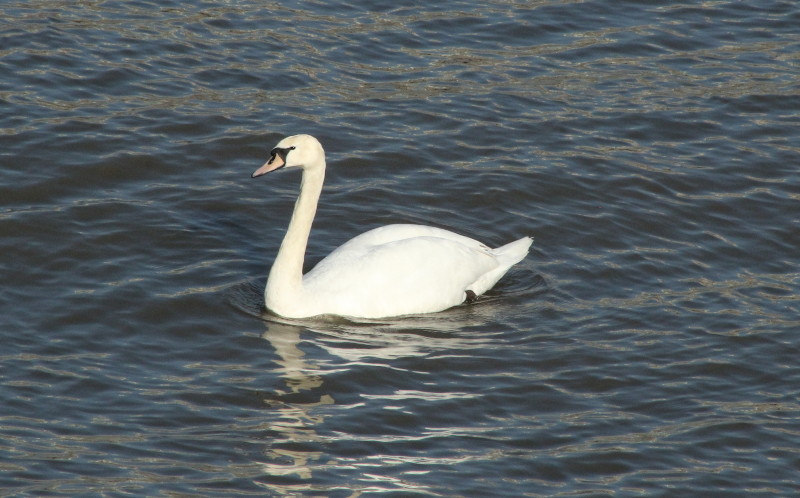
[468,236,533,296]
[492,236,533,267]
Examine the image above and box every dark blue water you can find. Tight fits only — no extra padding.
[2,0,799,495]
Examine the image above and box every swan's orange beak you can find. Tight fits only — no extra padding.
[251,152,285,178]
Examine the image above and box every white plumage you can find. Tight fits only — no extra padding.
[251,134,532,319]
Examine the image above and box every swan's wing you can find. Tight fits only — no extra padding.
[302,235,500,318]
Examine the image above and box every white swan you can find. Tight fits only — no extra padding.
[251,134,532,319]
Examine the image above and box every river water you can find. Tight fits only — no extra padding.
[1,0,799,496]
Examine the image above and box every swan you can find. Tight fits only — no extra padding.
[251,134,532,319]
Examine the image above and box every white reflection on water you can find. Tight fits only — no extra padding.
[255,309,511,495]
[236,268,545,494]
[258,322,331,487]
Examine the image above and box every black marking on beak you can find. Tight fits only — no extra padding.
[269,146,295,167]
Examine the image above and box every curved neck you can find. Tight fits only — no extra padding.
[266,164,325,305]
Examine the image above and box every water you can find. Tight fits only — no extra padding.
[1,0,799,495]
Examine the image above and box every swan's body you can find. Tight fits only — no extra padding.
[252,134,532,319]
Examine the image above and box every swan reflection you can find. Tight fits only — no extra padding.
[250,271,545,494]
[259,322,332,486]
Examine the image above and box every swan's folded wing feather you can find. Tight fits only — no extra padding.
[302,235,498,317]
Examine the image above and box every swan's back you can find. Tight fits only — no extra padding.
[335,224,492,251]
[297,224,532,318]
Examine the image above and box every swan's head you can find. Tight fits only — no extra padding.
[251,134,325,178]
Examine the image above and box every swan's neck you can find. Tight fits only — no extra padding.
[266,163,325,311]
